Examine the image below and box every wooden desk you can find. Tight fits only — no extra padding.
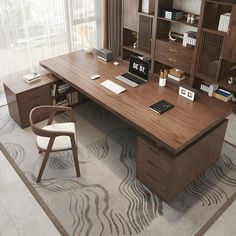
[40,51,231,201]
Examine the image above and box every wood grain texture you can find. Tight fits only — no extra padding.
[122,0,138,31]
[40,50,231,154]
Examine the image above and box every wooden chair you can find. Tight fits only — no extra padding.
[29,105,80,182]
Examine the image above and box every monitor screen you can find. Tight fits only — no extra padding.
[129,55,150,80]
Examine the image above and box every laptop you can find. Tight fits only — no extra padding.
[116,55,150,87]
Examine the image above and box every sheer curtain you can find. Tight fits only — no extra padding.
[0,0,104,90]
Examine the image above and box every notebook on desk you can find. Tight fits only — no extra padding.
[115,56,150,87]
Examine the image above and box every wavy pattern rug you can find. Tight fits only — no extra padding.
[0,101,236,236]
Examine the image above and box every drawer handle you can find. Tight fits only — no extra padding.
[148,160,159,169]
[169,48,177,53]
[147,173,160,183]
[148,146,159,154]
[168,58,177,63]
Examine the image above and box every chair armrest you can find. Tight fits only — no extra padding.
[33,126,75,138]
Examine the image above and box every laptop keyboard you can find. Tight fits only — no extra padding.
[123,73,144,84]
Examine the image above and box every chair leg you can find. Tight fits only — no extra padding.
[71,136,80,177]
[37,138,55,183]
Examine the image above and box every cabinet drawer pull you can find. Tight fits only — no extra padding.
[168,58,177,63]
[169,48,177,53]
[148,146,159,155]
[148,160,159,169]
[147,172,160,183]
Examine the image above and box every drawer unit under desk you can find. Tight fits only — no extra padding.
[137,137,171,199]
[17,84,52,128]
[155,40,193,73]
[136,119,228,202]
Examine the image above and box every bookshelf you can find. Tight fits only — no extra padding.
[121,0,236,106]
[51,77,80,107]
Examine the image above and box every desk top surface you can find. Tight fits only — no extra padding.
[40,50,231,154]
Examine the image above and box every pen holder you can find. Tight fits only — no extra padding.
[159,77,166,87]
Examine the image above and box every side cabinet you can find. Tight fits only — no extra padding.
[4,76,54,128]
[136,119,228,202]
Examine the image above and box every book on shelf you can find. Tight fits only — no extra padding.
[66,91,79,106]
[51,83,57,96]
[168,74,185,82]
[213,88,232,102]
[200,81,218,97]
[183,31,197,48]
[218,13,231,32]
[57,83,70,94]
[56,97,69,106]
[163,9,184,20]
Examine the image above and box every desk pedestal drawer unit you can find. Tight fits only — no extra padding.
[4,76,53,128]
[137,119,228,202]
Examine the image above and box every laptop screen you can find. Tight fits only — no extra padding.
[129,56,149,81]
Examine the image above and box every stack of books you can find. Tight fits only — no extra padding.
[23,73,41,84]
[163,9,184,20]
[218,13,231,32]
[213,88,233,102]
[57,83,70,95]
[168,68,185,82]
[55,97,69,106]
[183,31,197,48]
[66,91,79,106]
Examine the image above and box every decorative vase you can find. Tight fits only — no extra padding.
[83,41,94,54]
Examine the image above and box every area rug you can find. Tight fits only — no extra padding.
[225,111,236,147]
[0,101,236,236]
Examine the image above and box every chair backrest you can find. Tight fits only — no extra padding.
[29,105,76,138]
[29,106,53,137]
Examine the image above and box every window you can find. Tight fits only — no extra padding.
[0,0,104,88]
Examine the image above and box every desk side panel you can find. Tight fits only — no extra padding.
[4,84,22,127]
[168,119,228,201]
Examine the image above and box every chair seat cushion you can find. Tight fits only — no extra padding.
[37,122,76,151]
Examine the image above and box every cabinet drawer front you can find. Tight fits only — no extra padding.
[155,40,193,72]
[19,84,50,102]
[20,97,52,128]
[137,167,168,198]
[138,137,170,172]
[137,158,169,185]
[21,97,52,114]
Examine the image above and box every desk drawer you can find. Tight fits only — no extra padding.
[19,84,51,102]
[155,40,193,73]
[138,137,170,172]
[137,166,168,198]
[18,84,52,128]
[136,136,171,198]
[18,85,51,108]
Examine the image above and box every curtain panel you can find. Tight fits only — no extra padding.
[107,0,122,59]
[0,0,104,90]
